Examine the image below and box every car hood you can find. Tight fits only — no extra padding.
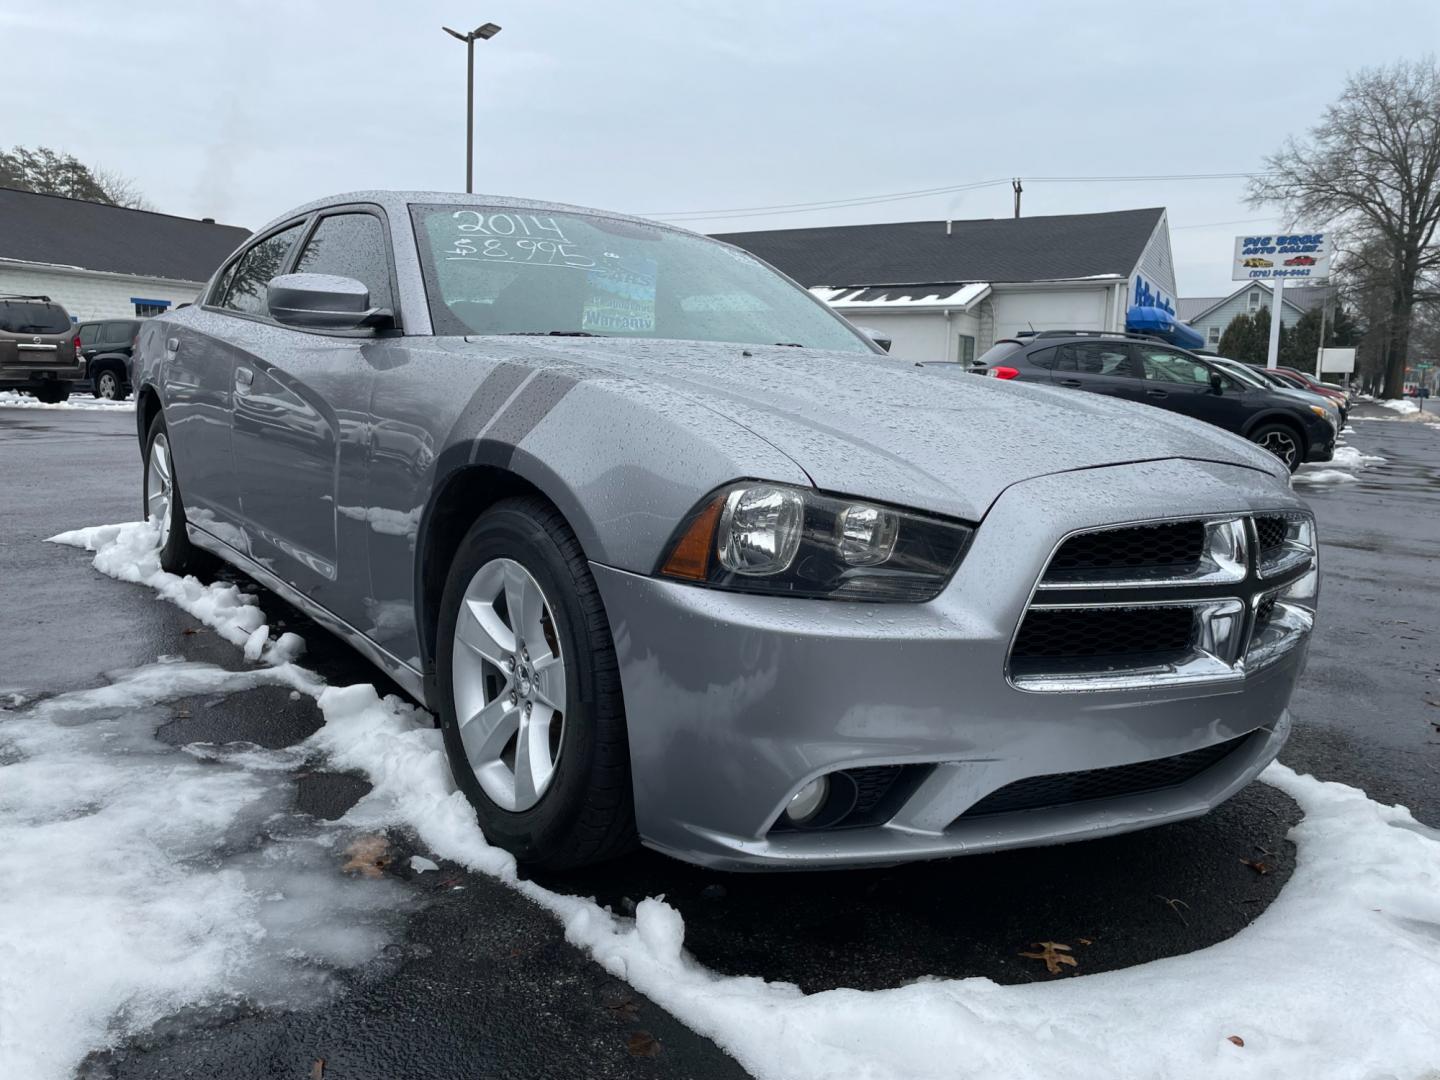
[464,337,1288,521]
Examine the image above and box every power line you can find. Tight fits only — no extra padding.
[643,171,1273,224]
[641,178,1011,221]
[1175,216,1278,230]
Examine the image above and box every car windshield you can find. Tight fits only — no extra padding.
[0,301,71,334]
[410,204,873,353]
[1215,360,1269,389]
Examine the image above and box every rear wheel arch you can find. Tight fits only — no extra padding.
[136,384,162,451]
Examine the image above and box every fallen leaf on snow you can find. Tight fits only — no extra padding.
[1019,942,1078,975]
[1227,1035,1245,1047]
[1240,858,1271,875]
[341,835,391,878]
[627,1031,662,1057]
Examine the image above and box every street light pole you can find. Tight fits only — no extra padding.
[442,22,502,195]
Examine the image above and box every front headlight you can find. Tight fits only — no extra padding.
[660,481,973,601]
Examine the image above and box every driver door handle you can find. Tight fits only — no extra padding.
[1146,388,1168,398]
[1058,378,1082,388]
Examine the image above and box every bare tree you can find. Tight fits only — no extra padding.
[1249,58,1440,398]
[0,145,151,210]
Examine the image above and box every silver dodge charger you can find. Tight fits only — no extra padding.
[134,191,1318,870]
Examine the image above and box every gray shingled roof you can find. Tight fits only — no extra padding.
[714,208,1164,288]
[1180,282,1335,324]
[0,186,249,283]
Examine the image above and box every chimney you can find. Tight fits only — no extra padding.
[202,217,215,224]
[945,220,952,236]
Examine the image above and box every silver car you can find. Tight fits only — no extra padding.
[134,192,1318,871]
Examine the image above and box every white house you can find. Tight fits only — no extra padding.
[1178,282,1334,352]
[0,187,249,322]
[716,207,1197,364]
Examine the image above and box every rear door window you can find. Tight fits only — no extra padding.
[1055,342,1136,377]
[103,321,135,344]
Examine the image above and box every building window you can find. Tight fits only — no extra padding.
[957,334,976,366]
[1247,289,1263,312]
[1207,325,1220,346]
[132,298,171,317]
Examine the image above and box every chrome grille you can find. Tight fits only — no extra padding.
[1010,514,1316,692]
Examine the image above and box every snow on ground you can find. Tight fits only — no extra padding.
[1379,399,1421,415]
[1292,438,1387,487]
[0,390,134,411]
[18,520,1440,1079]
[0,660,418,1080]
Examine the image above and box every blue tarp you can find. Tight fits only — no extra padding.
[1126,304,1205,350]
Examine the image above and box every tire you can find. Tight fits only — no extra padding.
[435,496,636,871]
[95,368,128,401]
[143,413,202,574]
[33,383,69,404]
[1250,421,1305,473]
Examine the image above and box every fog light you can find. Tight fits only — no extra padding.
[785,776,829,823]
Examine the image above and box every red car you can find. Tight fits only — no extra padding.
[1284,255,1317,267]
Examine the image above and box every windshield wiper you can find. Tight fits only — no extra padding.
[772,342,805,348]
[503,330,597,337]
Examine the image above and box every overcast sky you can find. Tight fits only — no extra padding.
[3,0,1435,295]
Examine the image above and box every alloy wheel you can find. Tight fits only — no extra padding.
[98,372,118,399]
[1256,430,1299,469]
[451,557,567,812]
[146,432,174,547]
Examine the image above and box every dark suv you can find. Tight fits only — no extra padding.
[977,331,1335,472]
[76,318,143,400]
[0,295,83,403]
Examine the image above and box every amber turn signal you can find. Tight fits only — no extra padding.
[660,495,725,580]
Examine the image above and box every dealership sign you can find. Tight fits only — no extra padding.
[1232,232,1331,282]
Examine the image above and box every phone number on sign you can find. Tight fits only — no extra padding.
[1248,267,1317,280]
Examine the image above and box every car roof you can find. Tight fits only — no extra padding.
[248,190,708,244]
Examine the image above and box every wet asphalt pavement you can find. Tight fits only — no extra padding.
[3,402,1437,1079]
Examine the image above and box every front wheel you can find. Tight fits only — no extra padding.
[1250,422,1304,473]
[143,414,201,573]
[435,496,636,871]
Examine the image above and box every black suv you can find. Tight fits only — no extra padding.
[975,331,1335,471]
[76,318,143,400]
[0,295,84,403]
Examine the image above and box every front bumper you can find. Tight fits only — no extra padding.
[594,457,1310,870]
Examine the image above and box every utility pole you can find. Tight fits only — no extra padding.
[1012,178,1023,218]
[442,22,503,194]
[1314,285,1331,379]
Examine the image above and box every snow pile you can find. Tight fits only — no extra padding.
[0,664,416,1080]
[1293,440,1386,487]
[0,390,134,411]
[35,520,1440,1080]
[1379,398,1420,415]
[50,521,305,665]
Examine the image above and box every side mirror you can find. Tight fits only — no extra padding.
[267,273,392,331]
[1209,371,1224,393]
[855,325,892,353]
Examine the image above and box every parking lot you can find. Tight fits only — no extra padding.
[3,401,1439,1079]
